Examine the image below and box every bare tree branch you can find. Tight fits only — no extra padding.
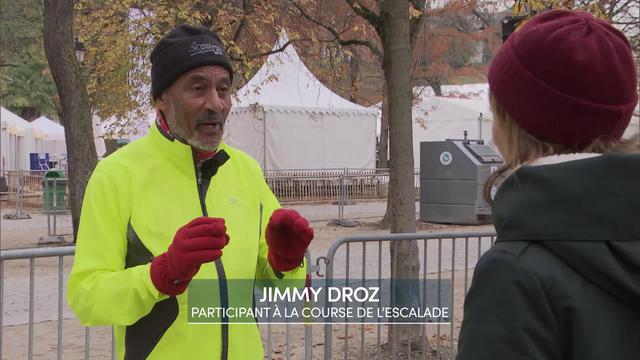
[409,0,428,51]
[471,9,491,28]
[232,0,251,43]
[228,40,293,61]
[344,0,381,31]
[288,0,383,59]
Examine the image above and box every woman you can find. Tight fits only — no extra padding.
[457,10,640,360]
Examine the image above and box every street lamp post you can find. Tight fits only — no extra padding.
[74,38,86,63]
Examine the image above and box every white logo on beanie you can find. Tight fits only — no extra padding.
[189,41,224,57]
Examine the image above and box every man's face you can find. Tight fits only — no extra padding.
[157,65,232,151]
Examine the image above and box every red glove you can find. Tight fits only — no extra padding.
[266,209,314,272]
[150,217,229,296]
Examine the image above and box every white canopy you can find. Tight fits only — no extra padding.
[28,115,107,158]
[623,110,639,139]
[225,30,378,170]
[1,107,38,170]
[415,83,490,101]
[412,94,494,168]
[31,116,65,140]
[30,116,66,155]
[97,107,154,142]
[372,88,494,169]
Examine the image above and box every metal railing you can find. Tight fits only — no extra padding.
[319,231,496,359]
[265,168,420,204]
[0,246,100,360]
[1,170,69,211]
[0,168,422,211]
[0,247,315,360]
[1,230,496,359]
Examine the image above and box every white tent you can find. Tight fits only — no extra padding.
[372,89,494,169]
[31,116,66,154]
[415,83,490,101]
[623,107,639,139]
[0,107,39,170]
[225,31,378,170]
[29,115,107,158]
[92,116,108,157]
[411,95,494,168]
[97,107,153,144]
[31,116,65,139]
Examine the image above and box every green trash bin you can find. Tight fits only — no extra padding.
[43,171,67,210]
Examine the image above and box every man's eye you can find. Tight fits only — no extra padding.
[218,87,229,94]
[192,85,204,92]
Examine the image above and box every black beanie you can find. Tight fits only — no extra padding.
[150,24,234,100]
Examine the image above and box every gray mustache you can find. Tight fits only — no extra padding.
[197,113,224,125]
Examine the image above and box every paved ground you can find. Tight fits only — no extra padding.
[0,200,396,250]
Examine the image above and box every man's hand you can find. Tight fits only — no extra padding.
[150,217,229,296]
[266,209,314,272]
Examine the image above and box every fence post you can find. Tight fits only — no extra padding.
[338,170,345,221]
[41,176,69,244]
[53,178,58,233]
[3,169,31,220]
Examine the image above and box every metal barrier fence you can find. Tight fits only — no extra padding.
[0,246,106,360]
[0,168,420,210]
[318,231,496,359]
[1,231,496,359]
[0,248,316,360]
[265,168,421,204]
[0,170,69,211]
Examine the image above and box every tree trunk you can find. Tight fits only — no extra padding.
[43,0,97,240]
[348,53,359,102]
[381,0,420,357]
[429,79,443,96]
[377,82,390,169]
[380,82,391,224]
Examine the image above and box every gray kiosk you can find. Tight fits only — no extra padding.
[419,137,503,224]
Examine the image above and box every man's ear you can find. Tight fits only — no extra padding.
[156,93,167,112]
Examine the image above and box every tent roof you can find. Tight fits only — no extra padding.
[412,95,492,123]
[1,107,31,129]
[96,107,154,140]
[232,30,375,115]
[31,116,65,135]
[370,87,493,137]
[414,83,489,101]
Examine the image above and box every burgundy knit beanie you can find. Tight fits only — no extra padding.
[488,10,637,149]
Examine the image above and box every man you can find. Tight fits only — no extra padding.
[67,24,313,359]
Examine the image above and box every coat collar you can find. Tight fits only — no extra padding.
[147,122,230,176]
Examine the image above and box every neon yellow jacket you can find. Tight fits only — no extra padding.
[68,125,306,359]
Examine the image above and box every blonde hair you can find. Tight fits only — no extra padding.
[484,94,633,203]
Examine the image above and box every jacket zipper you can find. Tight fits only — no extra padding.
[196,167,207,216]
[192,152,229,360]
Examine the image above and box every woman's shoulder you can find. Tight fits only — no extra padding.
[477,240,573,290]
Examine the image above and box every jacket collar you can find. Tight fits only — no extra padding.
[528,153,601,166]
[147,122,230,176]
[493,152,640,242]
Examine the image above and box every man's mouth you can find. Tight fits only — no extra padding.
[197,119,223,130]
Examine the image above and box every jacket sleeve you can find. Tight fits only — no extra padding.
[67,166,165,326]
[456,248,560,360]
[254,172,307,284]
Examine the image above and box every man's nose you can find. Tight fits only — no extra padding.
[205,89,224,112]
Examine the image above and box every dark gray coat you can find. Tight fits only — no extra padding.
[457,153,640,360]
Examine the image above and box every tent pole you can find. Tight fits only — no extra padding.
[261,106,266,170]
